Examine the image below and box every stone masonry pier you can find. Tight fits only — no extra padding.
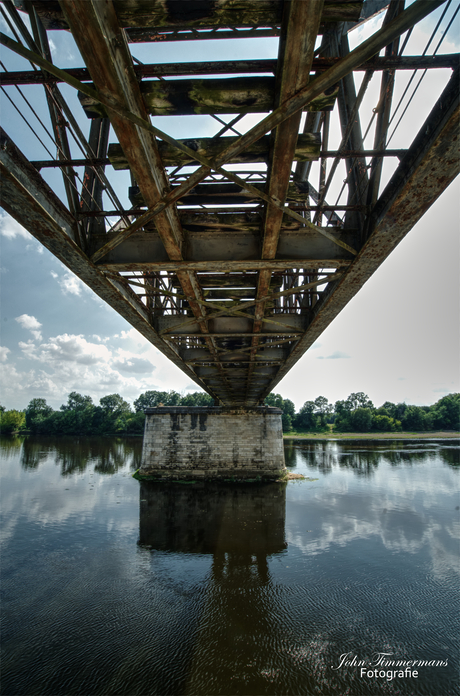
[139,406,285,481]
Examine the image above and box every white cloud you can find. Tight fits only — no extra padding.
[15,314,42,332]
[317,351,351,360]
[27,242,43,254]
[19,340,38,359]
[112,357,156,374]
[0,346,10,362]
[37,334,112,366]
[0,212,29,239]
[119,329,139,341]
[15,314,43,340]
[56,271,86,296]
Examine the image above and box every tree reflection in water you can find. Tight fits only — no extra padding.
[289,439,459,474]
[17,435,143,474]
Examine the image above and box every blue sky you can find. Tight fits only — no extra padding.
[0,6,459,411]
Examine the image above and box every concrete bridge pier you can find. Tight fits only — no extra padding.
[139,406,285,481]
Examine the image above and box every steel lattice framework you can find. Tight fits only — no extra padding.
[0,0,458,406]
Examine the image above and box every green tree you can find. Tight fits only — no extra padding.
[345,392,374,411]
[59,392,95,434]
[295,400,316,430]
[380,401,397,418]
[334,399,352,431]
[314,395,332,428]
[25,398,53,431]
[264,393,295,432]
[134,390,181,411]
[180,392,214,406]
[431,393,460,430]
[126,411,146,434]
[372,414,397,432]
[401,406,426,431]
[0,409,26,434]
[99,394,132,416]
[61,392,93,412]
[350,407,373,432]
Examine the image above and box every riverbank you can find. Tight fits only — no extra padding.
[284,431,459,440]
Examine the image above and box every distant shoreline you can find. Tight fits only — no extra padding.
[284,431,459,440]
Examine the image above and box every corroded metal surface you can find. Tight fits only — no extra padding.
[1,0,458,406]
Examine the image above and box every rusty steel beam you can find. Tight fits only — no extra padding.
[28,148,405,171]
[0,128,209,391]
[247,0,324,402]
[99,260,351,273]
[13,1,363,32]
[59,0,184,257]
[79,76,338,119]
[2,55,457,87]
[59,0,233,401]
[108,133,321,170]
[1,0,446,265]
[83,0,447,260]
[262,65,460,398]
[1,0,455,408]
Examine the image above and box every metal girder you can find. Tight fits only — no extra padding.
[264,65,460,397]
[13,1,364,33]
[59,0,234,400]
[247,0,324,403]
[1,0,457,407]
[2,55,458,86]
[0,128,207,390]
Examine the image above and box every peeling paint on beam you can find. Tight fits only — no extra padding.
[79,76,338,118]
[108,133,321,170]
[14,1,363,32]
[100,260,352,272]
[129,180,321,206]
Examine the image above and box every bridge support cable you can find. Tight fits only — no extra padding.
[365,0,405,210]
[3,0,86,246]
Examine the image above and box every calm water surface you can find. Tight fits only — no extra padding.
[1,436,459,696]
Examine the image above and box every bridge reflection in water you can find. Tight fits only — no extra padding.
[139,481,287,690]
[139,481,286,557]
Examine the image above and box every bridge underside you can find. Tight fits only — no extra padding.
[0,0,458,407]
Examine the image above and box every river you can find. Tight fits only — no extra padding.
[1,436,458,695]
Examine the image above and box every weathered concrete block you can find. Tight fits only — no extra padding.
[139,406,285,481]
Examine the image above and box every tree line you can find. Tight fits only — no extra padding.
[265,391,460,433]
[0,390,458,435]
[0,390,213,435]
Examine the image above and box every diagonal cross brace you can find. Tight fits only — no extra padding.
[0,0,445,257]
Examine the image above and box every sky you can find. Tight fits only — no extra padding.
[0,4,459,412]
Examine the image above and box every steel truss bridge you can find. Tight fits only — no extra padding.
[0,0,458,407]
